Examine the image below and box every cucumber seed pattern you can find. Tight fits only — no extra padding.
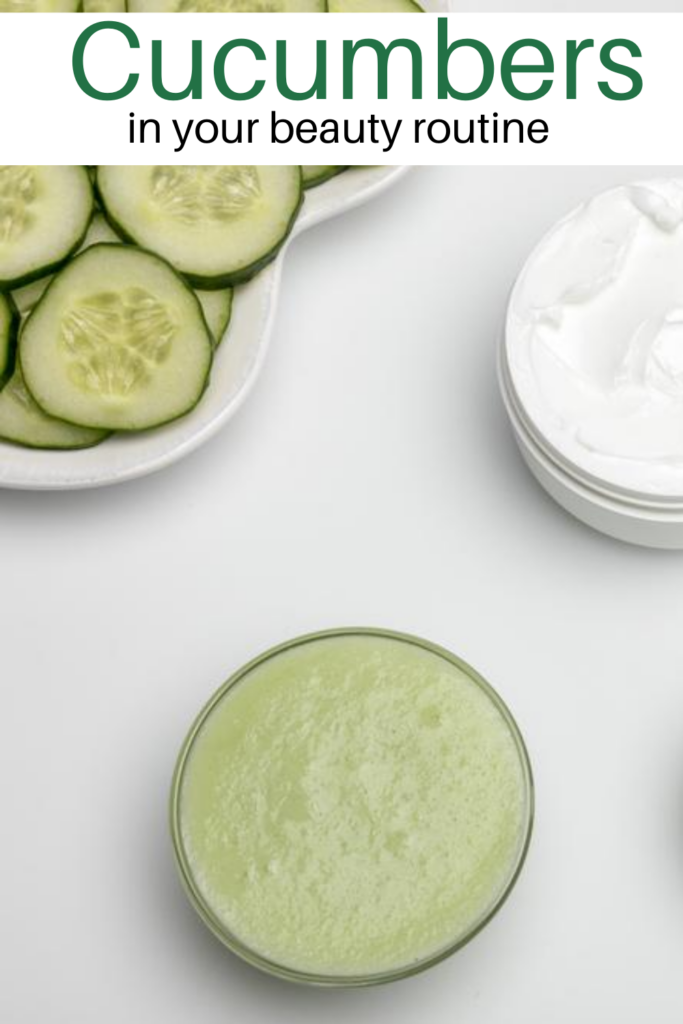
[0,168,36,244]
[60,289,175,397]
[150,167,262,224]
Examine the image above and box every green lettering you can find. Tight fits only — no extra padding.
[214,39,265,101]
[501,39,553,100]
[566,38,594,99]
[72,21,139,101]
[276,40,327,100]
[599,38,643,100]
[342,38,422,100]
[437,20,493,101]
[151,39,202,101]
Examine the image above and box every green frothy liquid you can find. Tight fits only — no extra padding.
[178,634,531,979]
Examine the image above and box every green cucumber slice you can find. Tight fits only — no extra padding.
[328,0,423,8]
[0,0,80,8]
[302,166,348,188]
[12,214,120,317]
[0,293,18,391]
[97,166,302,287]
[196,289,233,347]
[82,0,126,9]
[127,0,323,9]
[0,367,108,450]
[0,166,93,290]
[20,244,213,432]
[11,276,50,318]
[79,213,120,249]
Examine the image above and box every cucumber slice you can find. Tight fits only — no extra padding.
[0,293,18,391]
[0,366,108,450]
[0,166,93,290]
[0,0,80,8]
[97,166,302,288]
[80,213,120,249]
[196,289,233,347]
[12,276,50,318]
[302,166,348,188]
[12,214,120,317]
[127,0,323,9]
[21,244,213,432]
[82,0,126,9]
[328,0,423,8]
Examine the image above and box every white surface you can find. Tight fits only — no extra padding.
[0,167,408,489]
[460,0,681,8]
[3,166,683,1022]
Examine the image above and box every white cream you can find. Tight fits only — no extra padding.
[506,179,683,498]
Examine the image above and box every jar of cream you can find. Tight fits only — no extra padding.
[501,178,683,548]
[171,628,533,986]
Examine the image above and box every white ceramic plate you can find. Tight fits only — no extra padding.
[0,166,409,490]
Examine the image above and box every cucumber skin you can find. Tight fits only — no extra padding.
[197,288,233,347]
[96,168,304,290]
[19,243,215,434]
[0,434,108,452]
[0,168,95,291]
[9,326,111,448]
[0,361,110,451]
[0,411,111,451]
[0,295,19,393]
[303,166,348,189]
[214,289,233,346]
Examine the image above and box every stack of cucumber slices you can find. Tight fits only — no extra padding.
[0,164,344,451]
[3,0,422,12]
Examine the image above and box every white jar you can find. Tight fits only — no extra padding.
[500,179,683,549]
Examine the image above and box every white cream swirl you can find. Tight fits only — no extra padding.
[506,179,683,497]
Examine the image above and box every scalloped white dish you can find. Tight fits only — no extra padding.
[0,166,409,490]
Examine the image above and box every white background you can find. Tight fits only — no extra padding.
[0,12,681,163]
[461,0,680,7]
[2,164,683,1021]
